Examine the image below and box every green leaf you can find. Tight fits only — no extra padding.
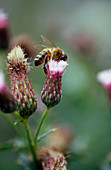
[37,128,56,142]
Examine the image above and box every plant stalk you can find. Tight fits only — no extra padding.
[14,112,37,168]
[34,107,50,146]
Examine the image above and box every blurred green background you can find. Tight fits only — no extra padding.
[1,0,111,169]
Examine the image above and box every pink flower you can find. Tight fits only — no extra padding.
[97,69,111,89]
[97,69,111,104]
[0,70,17,113]
[0,9,10,49]
[0,9,8,29]
[41,60,68,108]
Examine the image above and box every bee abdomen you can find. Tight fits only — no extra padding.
[34,50,49,66]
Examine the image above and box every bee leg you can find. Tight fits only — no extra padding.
[43,63,49,74]
[43,54,50,74]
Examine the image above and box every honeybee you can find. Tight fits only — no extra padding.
[34,35,68,73]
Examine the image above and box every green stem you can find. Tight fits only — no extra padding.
[14,112,37,168]
[23,119,37,168]
[34,107,50,146]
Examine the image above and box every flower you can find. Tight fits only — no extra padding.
[7,46,37,118]
[97,69,111,105]
[0,9,10,49]
[41,60,68,108]
[97,69,111,89]
[37,146,67,170]
[0,70,17,113]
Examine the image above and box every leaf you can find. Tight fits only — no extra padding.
[37,128,56,142]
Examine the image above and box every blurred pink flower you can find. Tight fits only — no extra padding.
[0,70,17,113]
[97,69,111,105]
[97,69,111,89]
[0,9,10,49]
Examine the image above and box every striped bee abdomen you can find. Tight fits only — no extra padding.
[34,49,51,66]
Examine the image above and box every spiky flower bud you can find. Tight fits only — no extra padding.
[0,70,17,113]
[41,60,68,108]
[37,146,67,170]
[0,9,10,49]
[7,46,37,118]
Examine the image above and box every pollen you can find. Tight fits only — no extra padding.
[7,46,30,74]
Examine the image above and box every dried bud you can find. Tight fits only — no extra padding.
[9,34,35,60]
[37,146,67,170]
[0,9,10,49]
[7,46,37,118]
[97,69,111,105]
[41,60,68,108]
[0,70,17,113]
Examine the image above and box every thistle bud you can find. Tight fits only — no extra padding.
[7,46,37,118]
[41,60,68,108]
[0,9,10,50]
[0,70,17,113]
[97,69,111,106]
[37,146,67,170]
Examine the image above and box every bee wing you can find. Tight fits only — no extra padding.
[34,45,47,50]
[41,35,57,48]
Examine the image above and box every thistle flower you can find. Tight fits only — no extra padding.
[9,34,35,60]
[41,60,68,108]
[0,70,17,113]
[7,46,37,118]
[97,69,111,104]
[37,146,67,170]
[0,9,10,49]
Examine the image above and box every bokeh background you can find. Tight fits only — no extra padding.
[1,0,111,169]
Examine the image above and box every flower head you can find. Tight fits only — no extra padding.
[0,70,18,113]
[0,9,10,49]
[7,46,37,118]
[7,46,30,74]
[41,60,67,108]
[47,60,68,75]
[97,69,111,89]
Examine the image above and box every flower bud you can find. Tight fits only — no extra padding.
[7,46,37,118]
[0,70,17,113]
[0,9,10,50]
[37,146,67,170]
[41,60,68,108]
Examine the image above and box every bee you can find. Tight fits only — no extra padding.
[34,35,68,73]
